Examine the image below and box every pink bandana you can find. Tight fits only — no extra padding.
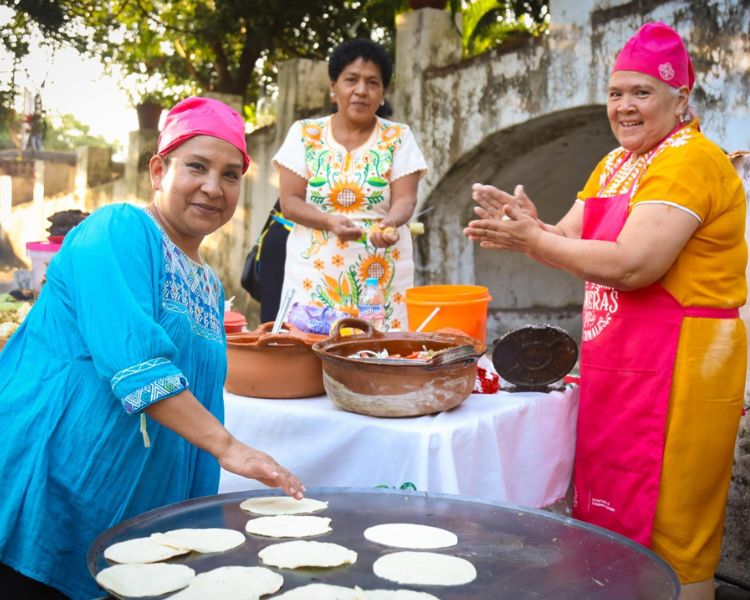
[158,97,250,173]
[612,22,695,90]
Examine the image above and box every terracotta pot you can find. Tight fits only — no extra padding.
[135,102,163,130]
[312,318,485,417]
[225,322,326,399]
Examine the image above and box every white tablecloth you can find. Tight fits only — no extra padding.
[219,382,579,509]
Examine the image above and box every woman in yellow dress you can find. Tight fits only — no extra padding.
[464,22,746,600]
[273,39,427,331]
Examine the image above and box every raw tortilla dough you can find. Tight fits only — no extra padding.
[240,496,328,515]
[245,515,332,538]
[168,566,283,599]
[103,536,190,563]
[95,563,195,597]
[151,528,245,553]
[363,523,458,549]
[258,540,357,569]
[365,591,441,599]
[373,551,476,586]
[273,583,366,599]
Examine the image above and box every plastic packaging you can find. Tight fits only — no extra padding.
[358,277,385,331]
[287,302,349,335]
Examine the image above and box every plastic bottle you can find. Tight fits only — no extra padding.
[358,277,385,331]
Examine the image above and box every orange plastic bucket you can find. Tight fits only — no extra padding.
[405,285,491,343]
[406,284,489,301]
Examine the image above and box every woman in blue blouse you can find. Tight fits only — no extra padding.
[0,97,304,599]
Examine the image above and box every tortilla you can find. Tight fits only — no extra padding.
[151,528,245,553]
[258,540,357,569]
[103,536,191,563]
[245,515,331,538]
[240,496,328,516]
[373,551,476,586]
[168,566,283,599]
[273,583,366,599]
[363,523,458,549]
[95,563,195,597]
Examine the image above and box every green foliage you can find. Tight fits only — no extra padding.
[44,113,120,152]
[0,0,550,124]
[461,0,549,57]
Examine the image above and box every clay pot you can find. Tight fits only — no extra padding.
[135,102,163,130]
[225,322,326,399]
[312,318,485,417]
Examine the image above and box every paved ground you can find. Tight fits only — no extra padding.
[716,581,750,599]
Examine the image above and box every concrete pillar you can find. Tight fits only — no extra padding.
[124,129,158,202]
[274,59,329,147]
[32,160,45,238]
[75,146,112,190]
[205,92,244,115]
[392,8,462,127]
[0,176,10,229]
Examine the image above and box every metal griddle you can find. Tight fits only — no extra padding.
[88,487,678,599]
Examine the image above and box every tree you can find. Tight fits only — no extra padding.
[1,1,549,118]
[462,0,549,57]
[44,112,121,152]
[71,0,407,107]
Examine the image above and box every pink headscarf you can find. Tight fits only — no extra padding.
[157,97,250,173]
[612,22,695,91]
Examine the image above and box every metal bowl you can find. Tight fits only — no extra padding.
[312,318,485,417]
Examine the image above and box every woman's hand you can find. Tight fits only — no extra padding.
[328,215,364,241]
[463,204,543,253]
[472,183,539,221]
[369,219,400,248]
[218,439,305,500]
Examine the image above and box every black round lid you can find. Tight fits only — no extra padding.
[492,324,578,389]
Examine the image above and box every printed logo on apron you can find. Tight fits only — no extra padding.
[582,283,620,341]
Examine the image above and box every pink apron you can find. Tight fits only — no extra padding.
[572,145,738,546]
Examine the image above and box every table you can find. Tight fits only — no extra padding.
[219,379,579,508]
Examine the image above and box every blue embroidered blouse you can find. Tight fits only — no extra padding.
[0,204,227,599]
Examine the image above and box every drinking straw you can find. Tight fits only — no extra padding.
[272,288,295,334]
[416,307,441,332]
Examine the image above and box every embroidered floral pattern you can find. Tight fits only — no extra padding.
[145,211,224,343]
[598,125,696,197]
[122,374,189,414]
[289,117,414,330]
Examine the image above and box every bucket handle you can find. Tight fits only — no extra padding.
[329,317,384,342]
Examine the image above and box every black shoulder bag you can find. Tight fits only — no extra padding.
[241,200,281,301]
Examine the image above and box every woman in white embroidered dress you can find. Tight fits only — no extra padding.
[0,97,303,599]
[274,39,428,331]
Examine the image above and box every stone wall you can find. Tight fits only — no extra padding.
[397,0,750,344]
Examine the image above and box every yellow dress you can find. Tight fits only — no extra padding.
[577,120,747,582]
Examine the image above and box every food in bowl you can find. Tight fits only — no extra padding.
[313,318,485,417]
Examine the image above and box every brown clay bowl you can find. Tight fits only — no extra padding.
[225,322,326,399]
[312,318,486,417]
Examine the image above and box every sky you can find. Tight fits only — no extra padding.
[1,7,135,156]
